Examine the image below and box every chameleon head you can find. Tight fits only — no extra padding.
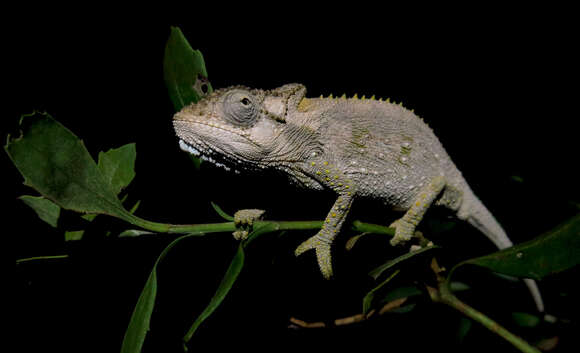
[173,83,306,171]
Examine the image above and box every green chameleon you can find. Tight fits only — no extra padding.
[173,83,543,312]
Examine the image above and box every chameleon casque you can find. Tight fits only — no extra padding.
[173,83,544,312]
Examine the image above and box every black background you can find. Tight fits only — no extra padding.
[4,5,578,353]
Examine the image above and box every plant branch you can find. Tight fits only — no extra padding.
[428,259,540,353]
[289,297,408,329]
[121,214,395,238]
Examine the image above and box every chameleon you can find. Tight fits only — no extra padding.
[173,83,544,312]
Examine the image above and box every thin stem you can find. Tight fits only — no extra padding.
[429,260,540,353]
[16,254,69,264]
[121,212,394,238]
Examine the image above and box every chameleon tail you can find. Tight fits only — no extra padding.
[458,190,545,313]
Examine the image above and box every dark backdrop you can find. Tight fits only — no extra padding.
[4,6,578,353]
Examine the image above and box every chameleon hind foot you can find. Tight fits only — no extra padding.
[389,219,419,246]
[295,233,333,279]
[390,176,446,247]
[232,209,265,241]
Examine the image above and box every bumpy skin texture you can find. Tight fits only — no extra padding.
[173,83,543,311]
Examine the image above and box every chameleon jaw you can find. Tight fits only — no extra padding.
[178,138,235,172]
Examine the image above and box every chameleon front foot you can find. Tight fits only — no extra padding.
[232,209,265,241]
[295,233,333,279]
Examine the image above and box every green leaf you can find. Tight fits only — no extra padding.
[390,303,417,313]
[128,200,141,214]
[511,312,540,328]
[363,269,400,314]
[65,230,85,241]
[369,245,440,280]
[187,153,203,170]
[97,143,136,196]
[81,214,97,222]
[449,281,471,292]
[5,112,134,223]
[121,235,195,353]
[345,232,371,251]
[242,222,280,247]
[183,243,245,346]
[163,26,212,111]
[452,214,580,280]
[180,223,275,350]
[210,202,234,221]
[16,254,69,264]
[377,281,469,306]
[379,286,423,304]
[456,317,473,344]
[18,195,60,227]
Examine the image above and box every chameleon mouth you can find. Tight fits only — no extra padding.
[178,139,236,172]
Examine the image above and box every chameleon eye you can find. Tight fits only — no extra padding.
[223,90,259,127]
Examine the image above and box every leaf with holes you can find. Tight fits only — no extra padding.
[5,112,134,223]
[164,26,212,111]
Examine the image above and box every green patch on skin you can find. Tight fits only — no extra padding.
[400,135,413,155]
[397,155,410,167]
[397,135,413,164]
[349,126,371,150]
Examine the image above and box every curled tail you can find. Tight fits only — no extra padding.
[458,188,545,312]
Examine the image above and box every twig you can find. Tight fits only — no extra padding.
[16,254,69,264]
[428,258,541,353]
[289,297,408,329]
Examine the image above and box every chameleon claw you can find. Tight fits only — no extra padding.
[232,209,265,241]
[233,230,249,241]
[295,234,333,279]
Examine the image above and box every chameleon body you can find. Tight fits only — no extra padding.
[173,83,543,312]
